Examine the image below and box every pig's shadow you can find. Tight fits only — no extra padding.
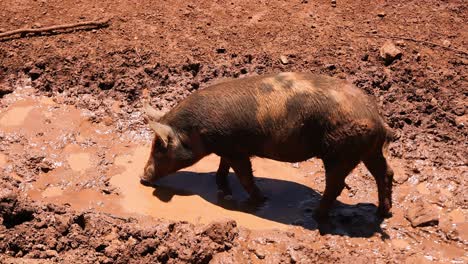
[151,171,387,238]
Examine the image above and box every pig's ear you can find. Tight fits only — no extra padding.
[143,102,165,122]
[148,121,173,149]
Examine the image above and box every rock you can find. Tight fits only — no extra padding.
[406,199,439,227]
[44,249,58,258]
[393,172,409,184]
[377,12,386,18]
[102,116,114,126]
[253,249,266,259]
[202,220,238,244]
[454,115,467,127]
[98,80,115,90]
[331,0,336,8]
[325,63,336,70]
[0,84,14,97]
[442,39,451,47]
[379,41,402,65]
[280,55,289,65]
[28,67,43,81]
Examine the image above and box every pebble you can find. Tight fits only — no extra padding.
[0,84,14,96]
[406,199,439,227]
[393,172,409,184]
[379,41,402,65]
[454,115,467,127]
[254,249,266,259]
[280,55,289,65]
[377,12,386,18]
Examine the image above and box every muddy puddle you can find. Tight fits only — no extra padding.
[0,87,387,232]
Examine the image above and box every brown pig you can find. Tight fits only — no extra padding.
[141,72,395,218]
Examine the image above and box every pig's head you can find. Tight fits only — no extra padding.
[140,104,197,185]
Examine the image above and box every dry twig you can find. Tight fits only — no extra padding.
[0,18,110,39]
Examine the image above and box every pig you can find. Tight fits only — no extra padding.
[141,72,395,218]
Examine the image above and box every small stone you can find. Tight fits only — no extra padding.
[216,48,226,54]
[0,84,14,97]
[98,80,115,90]
[102,116,113,126]
[377,12,386,17]
[280,55,289,65]
[325,63,336,70]
[28,67,43,81]
[331,0,336,8]
[380,41,402,65]
[406,199,439,227]
[0,28,6,33]
[254,249,266,259]
[415,53,421,61]
[44,250,58,258]
[393,172,409,184]
[442,39,451,47]
[454,115,467,127]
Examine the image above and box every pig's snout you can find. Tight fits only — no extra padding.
[140,161,158,186]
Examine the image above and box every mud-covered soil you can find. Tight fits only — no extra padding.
[0,0,467,263]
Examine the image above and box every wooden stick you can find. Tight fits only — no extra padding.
[0,18,110,38]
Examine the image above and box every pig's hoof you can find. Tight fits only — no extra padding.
[377,208,392,218]
[140,179,153,187]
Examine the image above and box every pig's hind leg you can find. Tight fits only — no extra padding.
[216,157,233,199]
[363,151,394,218]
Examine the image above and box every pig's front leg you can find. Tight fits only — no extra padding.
[226,156,265,203]
[216,157,233,199]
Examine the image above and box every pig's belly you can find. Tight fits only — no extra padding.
[255,142,320,162]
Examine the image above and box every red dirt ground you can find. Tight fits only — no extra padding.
[0,0,467,263]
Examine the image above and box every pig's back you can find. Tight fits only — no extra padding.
[164,72,386,160]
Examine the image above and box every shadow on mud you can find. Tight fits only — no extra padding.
[151,171,387,238]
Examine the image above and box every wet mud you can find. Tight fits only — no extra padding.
[1,0,467,263]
